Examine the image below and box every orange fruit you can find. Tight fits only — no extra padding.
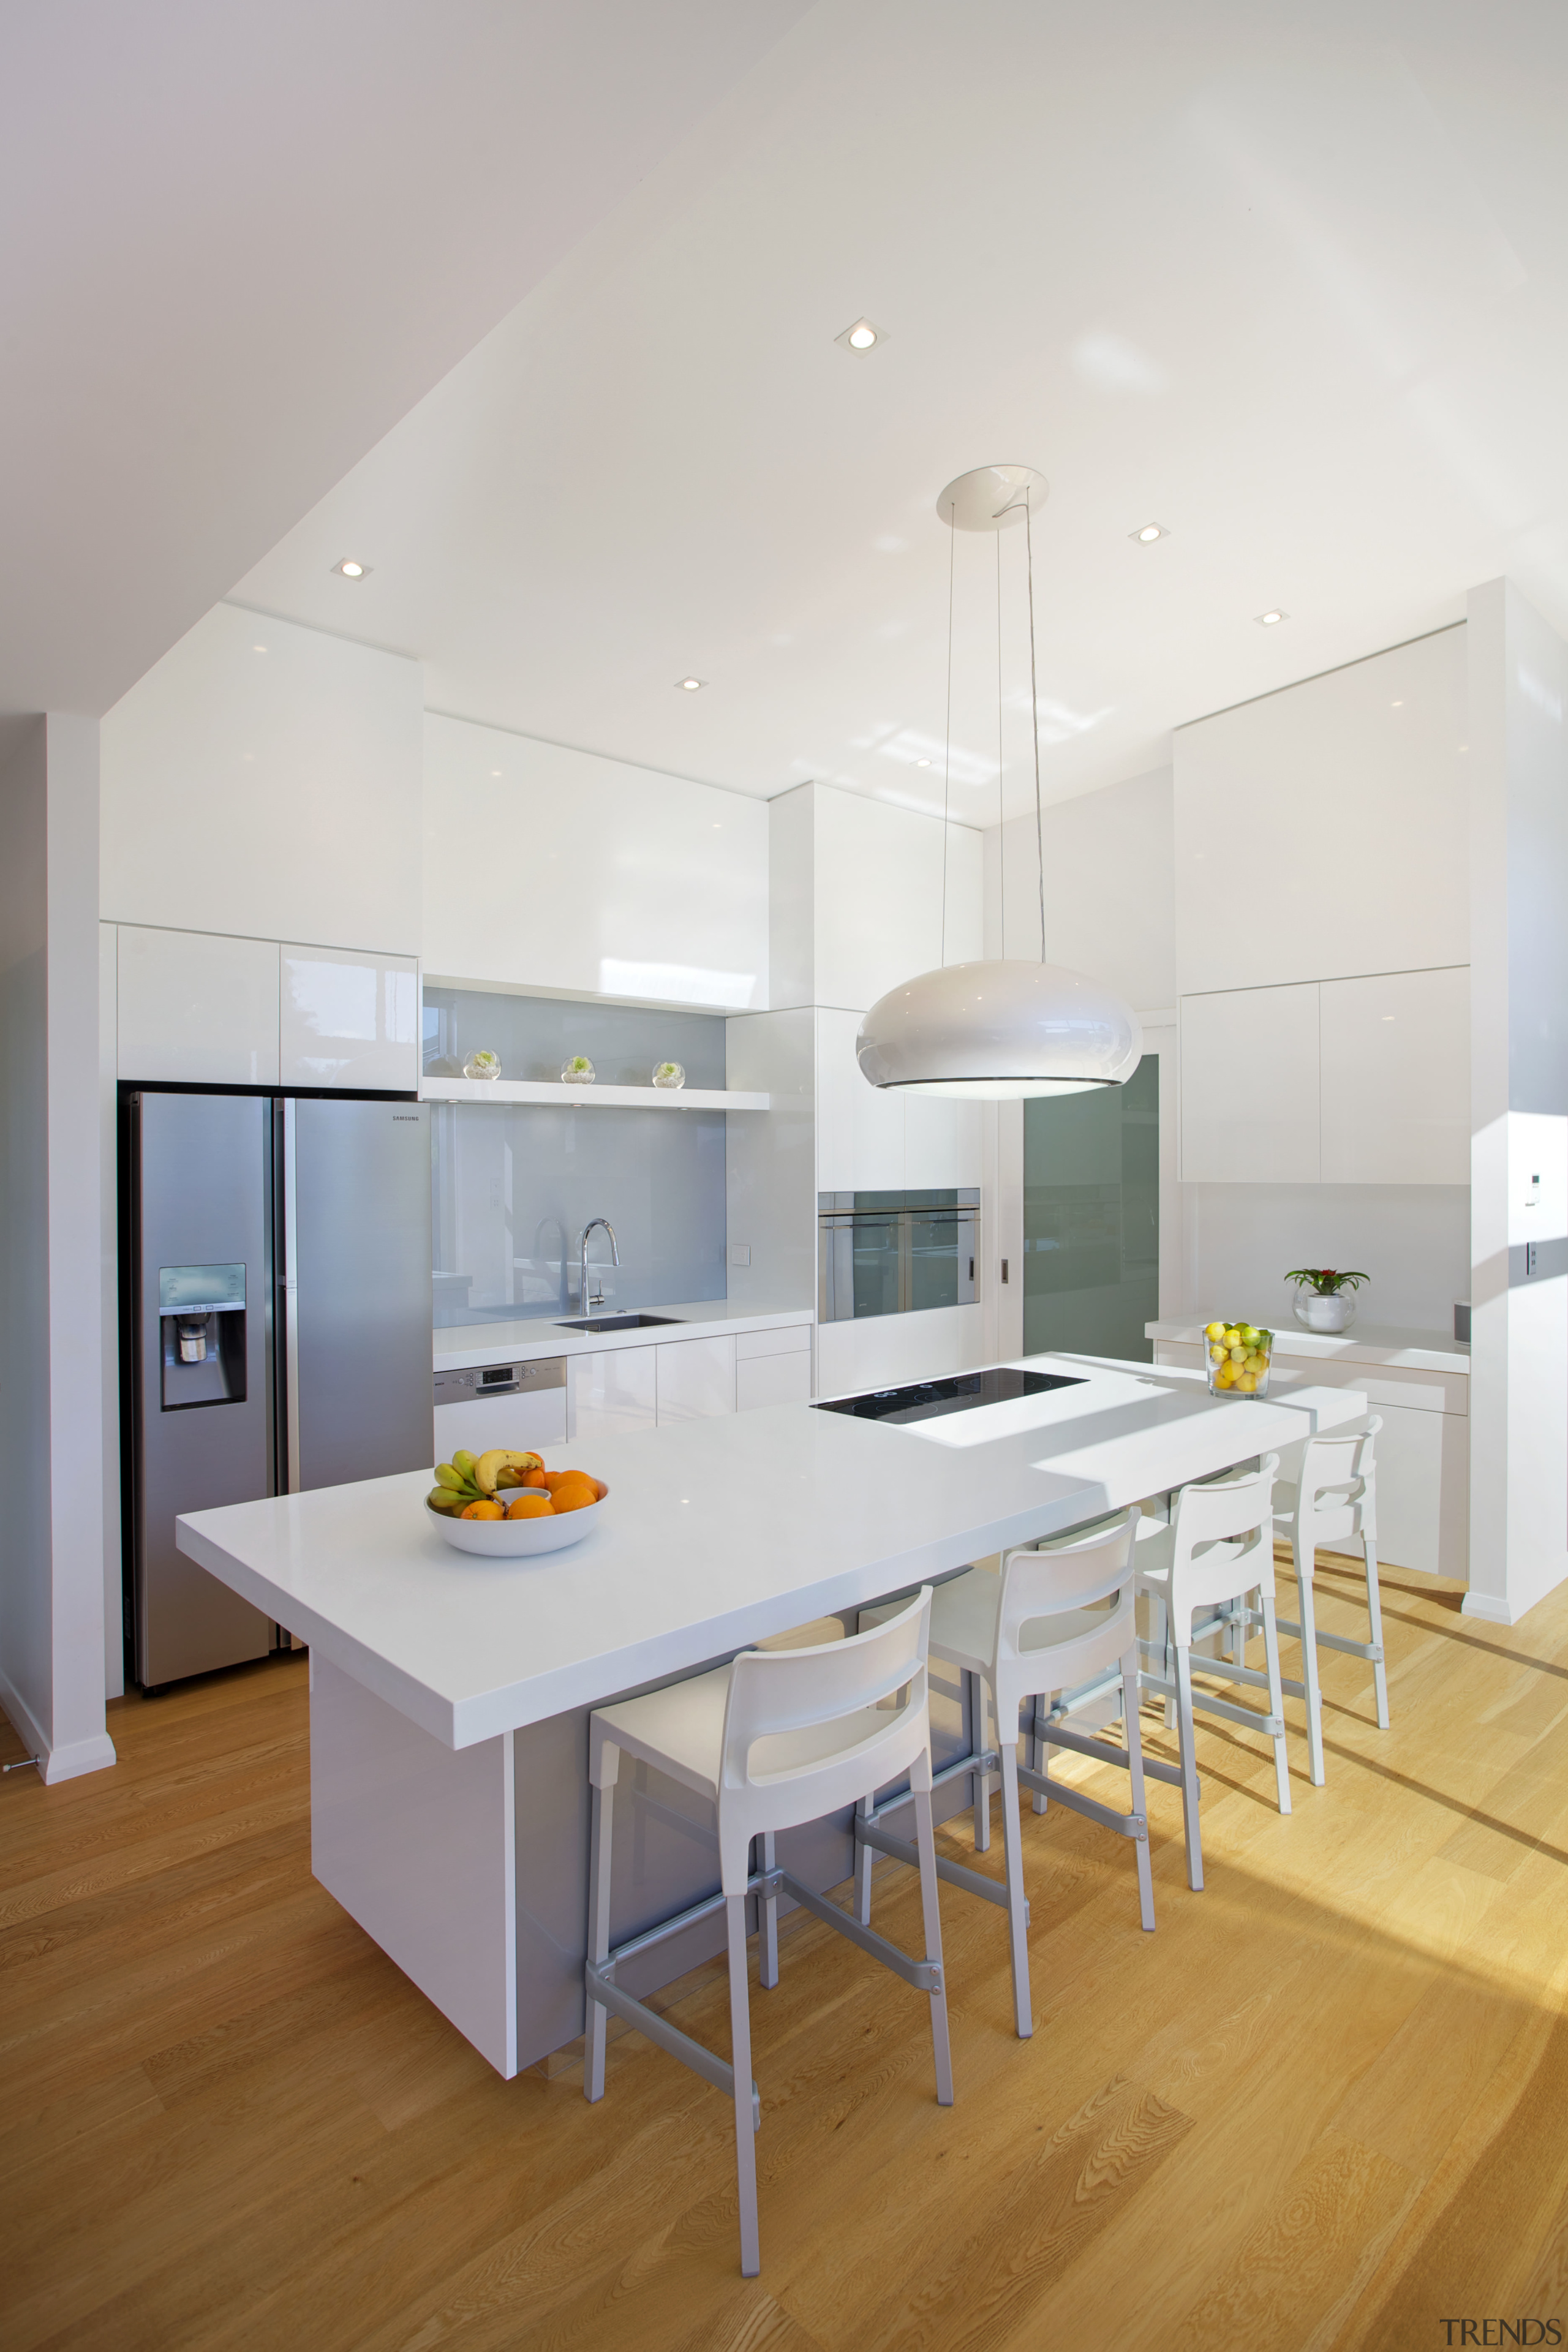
[550,1474,599,1513]
[538,1470,573,1493]
[505,1493,554,1520]
[461,1499,504,1520]
[521,1467,549,1488]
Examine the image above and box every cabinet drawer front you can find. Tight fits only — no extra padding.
[568,1347,657,1437]
[735,1322,813,1362]
[655,1336,737,1422]
[736,1352,813,1412]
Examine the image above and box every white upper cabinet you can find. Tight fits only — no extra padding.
[1180,984,1320,1182]
[281,945,418,1091]
[1173,629,1468,995]
[815,1008,903,1191]
[1319,967,1471,1185]
[116,926,280,1085]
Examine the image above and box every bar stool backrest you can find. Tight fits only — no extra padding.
[992,1509,1141,1721]
[1290,1415,1381,1545]
[1164,1454,1280,1637]
[717,1590,933,1882]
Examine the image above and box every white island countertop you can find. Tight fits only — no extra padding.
[434,1298,813,1373]
[1147,1318,1469,1376]
[178,1358,1360,1751]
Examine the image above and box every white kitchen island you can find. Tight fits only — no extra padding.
[176,1357,1363,2076]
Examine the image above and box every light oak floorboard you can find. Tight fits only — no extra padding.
[4,1566,1568,2349]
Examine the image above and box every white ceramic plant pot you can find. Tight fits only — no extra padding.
[1292,1292,1357,1333]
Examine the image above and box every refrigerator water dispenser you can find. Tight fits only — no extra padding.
[159,1263,247,1409]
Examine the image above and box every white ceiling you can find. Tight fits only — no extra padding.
[0,0,805,759]
[228,2,1568,820]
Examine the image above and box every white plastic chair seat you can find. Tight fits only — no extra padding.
[593,1664,901,1801]
[928,1568,1114,1679]
[1274,1478,1363,1550]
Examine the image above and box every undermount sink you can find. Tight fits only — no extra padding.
[555,1313,684,1333]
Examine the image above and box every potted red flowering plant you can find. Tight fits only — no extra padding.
[1284,1266,1369,1334]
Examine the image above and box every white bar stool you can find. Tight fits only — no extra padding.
[1270,1414,1388,1785]
[853,1511,1154,2044]
[1133,1455,1289,1891]
[584,1591,952,2278]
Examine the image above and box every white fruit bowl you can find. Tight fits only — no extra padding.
[426,1489,608,1557]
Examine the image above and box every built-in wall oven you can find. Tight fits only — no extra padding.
[818,1190,980,1322]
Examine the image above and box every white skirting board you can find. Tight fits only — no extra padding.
[310,1653,518,2077]
[0,1664,117,1783]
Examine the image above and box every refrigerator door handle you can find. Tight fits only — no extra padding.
[282,1098,301,1494]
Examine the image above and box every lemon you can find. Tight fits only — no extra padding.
[1222,1328,1242,1349]
[1236,1373,1256,1393]
[1205,1321,1226,1343]
[1209,1346,1225,1363]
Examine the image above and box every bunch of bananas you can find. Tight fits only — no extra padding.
[426,1447,544,1515]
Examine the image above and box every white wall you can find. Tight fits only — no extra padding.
[0,717,116,1781]
[769,782,982,1014]
[423,713,768,1009]
[1174,628,1468,992]
[1467,580,1568,1626]
[1175,1184,1471,1335]
[101,603,423,953]
[986,767,1176,1014]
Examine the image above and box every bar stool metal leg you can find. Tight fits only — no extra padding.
[1292,1536,1327,1787]
[968,1671,991,1851]
[1260,1592,1292,1815]
[911,1782,954,2103]
[726,1891,761,2276]
[853,1794,875,1926]
[1173,1644,1204,1893]
[1121,1643,1156,1932]
[586,1778,613,2102]
[1366,1537,1390,1730]
[760,1831,779,1989]
[997,1741,1032,2039]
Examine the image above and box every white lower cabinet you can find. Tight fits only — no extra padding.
[655,1335,737,1422]
[568,1348,657,1439]
[1153,1340,1468,1578]
[736,1351,813,1411]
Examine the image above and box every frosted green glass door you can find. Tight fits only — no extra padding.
[1022,1055,1158,1362]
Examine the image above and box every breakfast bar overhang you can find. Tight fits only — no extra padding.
[176,1360,1364,2076]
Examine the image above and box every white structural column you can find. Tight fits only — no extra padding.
[0,715,116,1779]
[1466,579,1568,1626]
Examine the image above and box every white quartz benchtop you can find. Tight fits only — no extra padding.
[178,1358,1350,1752]
[433,1299,813,1373]
[1147,1319,1469,1376]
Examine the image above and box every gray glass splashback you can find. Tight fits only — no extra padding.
[427,989,729,1328]
[424,987,726,1088]
[1023,1055,1158,1362]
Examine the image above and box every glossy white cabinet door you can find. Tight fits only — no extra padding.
[655,1335,737,1422]
[281,943,419,1090]
[1319,967,1470,1185]
[1180,984,1320,1182]
[568,1346,657,1438]
[903,1093,983,1188]
[117,925,281,1084]
[736,1351,813,1411]
[433,1387,567,1460]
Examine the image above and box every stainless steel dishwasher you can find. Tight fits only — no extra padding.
[432,1356,568,1456]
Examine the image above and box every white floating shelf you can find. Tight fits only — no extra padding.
[419,1078,772,1112]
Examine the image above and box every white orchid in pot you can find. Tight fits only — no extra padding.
[1285,1266,1369,1334]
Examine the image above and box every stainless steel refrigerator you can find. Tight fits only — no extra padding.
[124,1090,432,1689]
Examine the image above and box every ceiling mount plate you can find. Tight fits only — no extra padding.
[936,463,1049,532]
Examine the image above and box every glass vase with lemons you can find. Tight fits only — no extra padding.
[1204,1320,1273,1398]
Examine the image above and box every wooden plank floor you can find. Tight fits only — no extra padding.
[6,1554,1568,2351]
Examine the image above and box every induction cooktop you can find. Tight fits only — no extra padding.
[812,1366,1087,1425]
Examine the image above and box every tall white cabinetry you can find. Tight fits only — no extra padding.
[1180,967,1468,1185]
[109,924,419,1092]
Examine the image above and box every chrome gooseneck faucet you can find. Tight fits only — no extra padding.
[578,1217,620,1313]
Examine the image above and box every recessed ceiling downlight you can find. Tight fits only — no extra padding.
[333,558,370,579]
[835,317,887,355]
[677,677,705,692]
[1131,522,1168,543]
[1256,608,1287,627]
